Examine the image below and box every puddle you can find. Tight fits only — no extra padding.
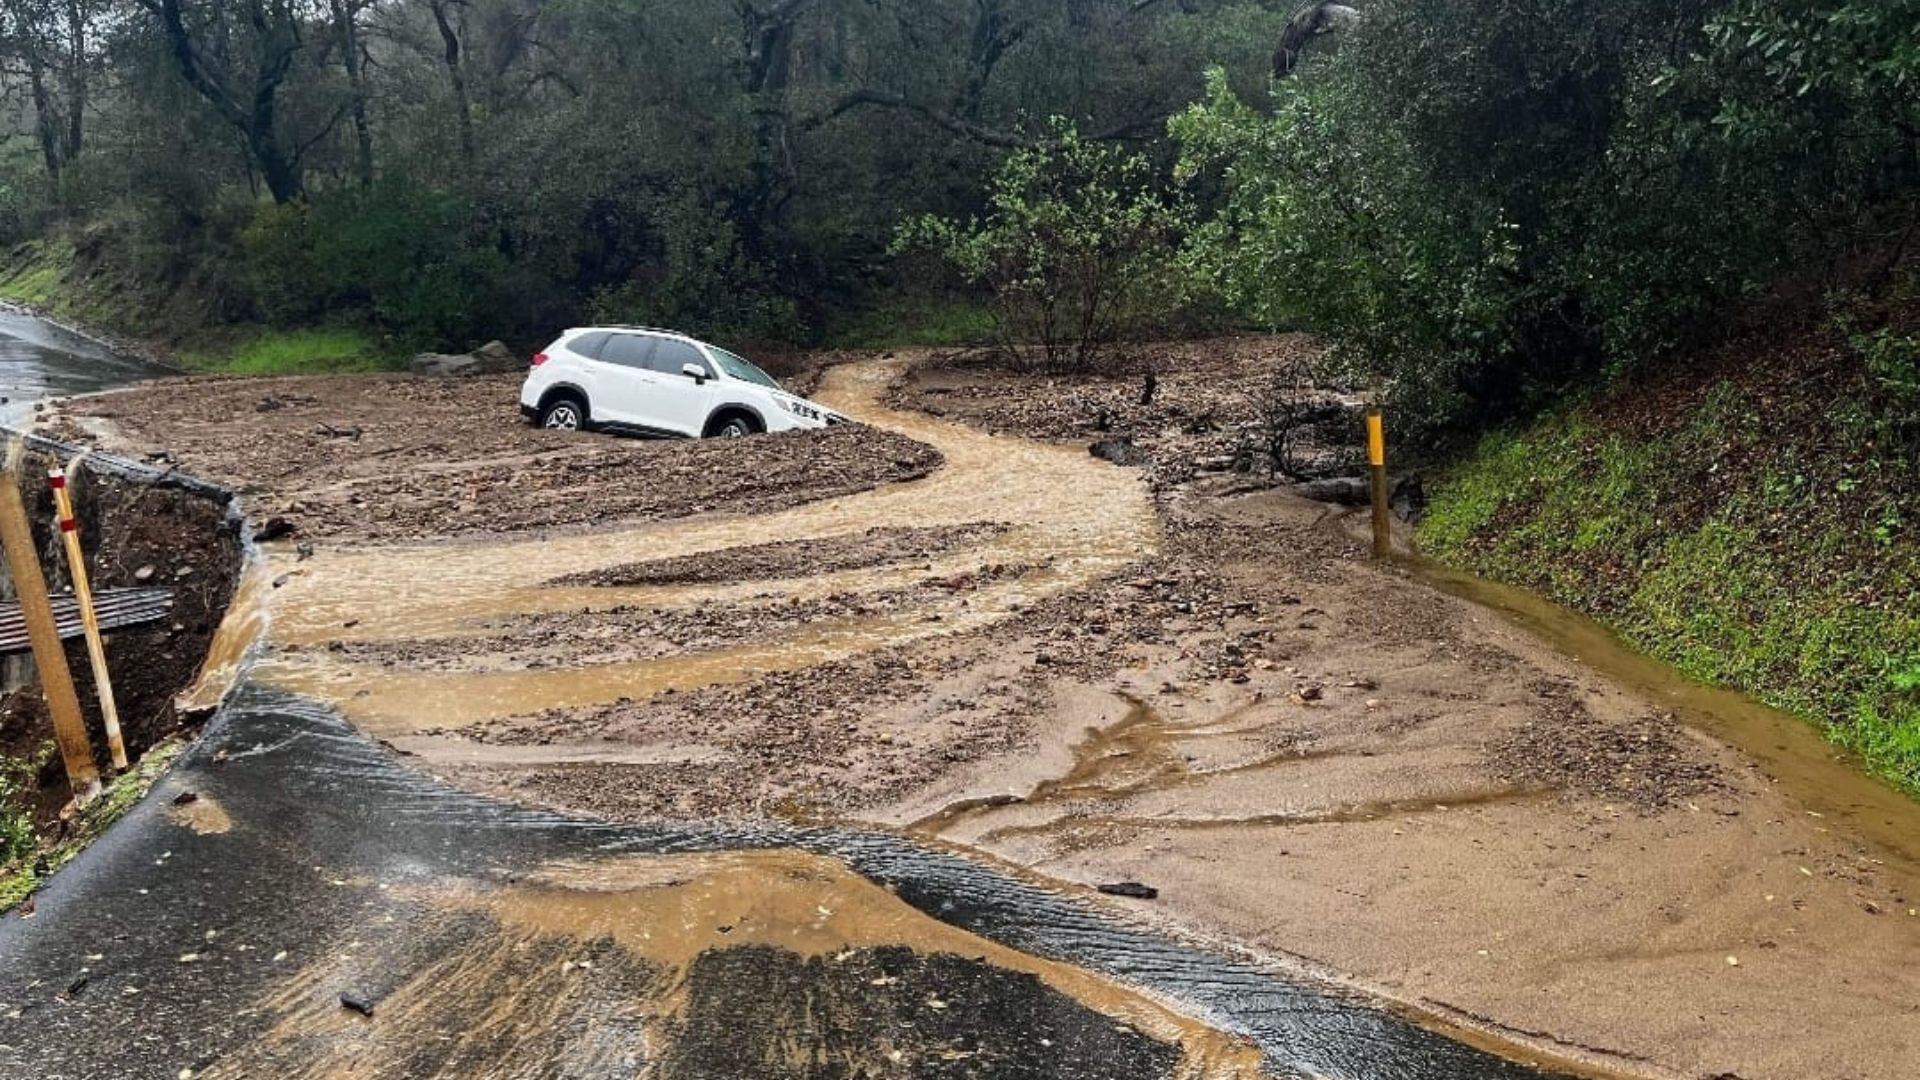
[254,358,1159,734]
[1407,557,1920,869]
[168,792,234,834]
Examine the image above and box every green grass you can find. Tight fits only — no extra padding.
[3,236,407,377]
[1420,376,1920,797]
[180,326,407,375]
[0,238,75,310]
[828,294,997,350]
[0,741,186,912]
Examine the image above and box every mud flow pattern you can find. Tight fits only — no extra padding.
[0,331,1574,1078]
[1,689,1575,1080]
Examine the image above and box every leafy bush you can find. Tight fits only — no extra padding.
[893,123,1187,370]
[240,182,507,349]
[1172,0,1920,448]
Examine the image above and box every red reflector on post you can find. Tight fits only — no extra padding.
[530,352,549,367]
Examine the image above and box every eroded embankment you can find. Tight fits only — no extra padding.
[0,440,242,907]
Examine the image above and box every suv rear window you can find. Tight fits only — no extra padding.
[650,338,710,378]
[601,334,654,369]
[568,331,610,360]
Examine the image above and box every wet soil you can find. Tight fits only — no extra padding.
[320,560,1036,675]
[888,335,1356,488]
[548,522,1011,588]
[47,342,1920,1080]
[48,372,941,543]
[2,689,1563,1080]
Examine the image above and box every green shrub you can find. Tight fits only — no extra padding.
[240,182,507,349]
[893,122,1188,370]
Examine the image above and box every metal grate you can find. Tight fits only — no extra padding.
[0,586,175,655]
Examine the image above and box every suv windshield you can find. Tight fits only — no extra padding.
[712,347,782,390]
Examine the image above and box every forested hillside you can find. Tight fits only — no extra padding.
[0,0,1290,360]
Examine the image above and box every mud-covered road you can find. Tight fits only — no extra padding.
[10,333,1920,1079]
[1,335,1591,1080]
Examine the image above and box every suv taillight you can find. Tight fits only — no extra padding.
[530,351,549,367]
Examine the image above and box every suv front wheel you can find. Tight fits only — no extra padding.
[705,410,763,439]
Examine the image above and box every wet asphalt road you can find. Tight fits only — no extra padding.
[0,316,1576,1079]
[2,689,1573,1079]
[0,309,168,424]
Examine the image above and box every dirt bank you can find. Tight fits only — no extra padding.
[0,450,242,903]
[49,343,1920,1080]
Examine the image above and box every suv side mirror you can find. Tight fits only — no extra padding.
[682,363,708,384]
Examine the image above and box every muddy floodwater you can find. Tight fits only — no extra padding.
[3,688,1581,1080]
[254,358,1162,738]
[0,317,1590,1079]
[1408,557,1920,871]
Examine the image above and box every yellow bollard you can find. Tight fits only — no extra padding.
[49,455,127,772]
[1366,407,1390,559]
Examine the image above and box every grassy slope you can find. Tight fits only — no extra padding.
[0,237,406,375]
[1420,326,1920,795]
[1,741,184,911]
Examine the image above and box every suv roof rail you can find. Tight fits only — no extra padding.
[596,324,689,337]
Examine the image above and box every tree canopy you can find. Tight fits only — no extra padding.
[1,0,1289,346]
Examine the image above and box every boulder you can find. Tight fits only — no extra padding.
[411,340,522,377]
[1290,472,1427,521]
[469,340,519,372]
[1090,437,1149,467]
[1289,475,1370,505]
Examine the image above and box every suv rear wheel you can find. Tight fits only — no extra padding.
[538,396,586,431]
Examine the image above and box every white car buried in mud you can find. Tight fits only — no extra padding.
[520,326,845,438]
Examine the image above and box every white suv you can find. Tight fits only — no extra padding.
[519,327,844,438]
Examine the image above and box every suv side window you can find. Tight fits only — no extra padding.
[651,338,711,379]
[569,331,610,360]
[600,333,655,369]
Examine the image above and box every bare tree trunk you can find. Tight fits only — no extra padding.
[26,55,63,180]
[329,0,374,187]
[958,0,1022,122]
[734,0,828,242]
[142,0,308,202]
[429,0,475,165]
[60,0,86,164]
